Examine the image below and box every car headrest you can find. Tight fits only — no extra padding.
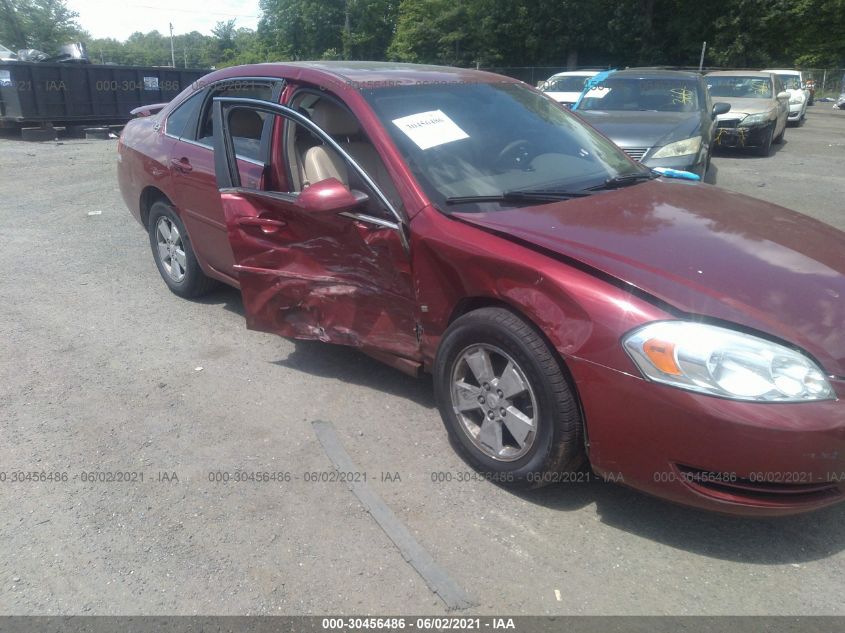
[230,108,263,139]
[310,100,360,136]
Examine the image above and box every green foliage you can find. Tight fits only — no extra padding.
[0,0,82,51]
[388,0,475,65]
[2,0,843,70]
[343,0,398,60]
[258,0,345,60]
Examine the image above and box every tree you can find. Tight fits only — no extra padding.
[783,0,845,67]
[388,0,475,65]
[0,0,83,52]
[258,0,346,60]
[343,0,398,60]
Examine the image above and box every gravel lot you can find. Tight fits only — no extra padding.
[1,106,844,616]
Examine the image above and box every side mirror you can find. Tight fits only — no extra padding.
[777,91,790,100]
[712,102,731,117]
[295,178,368,215]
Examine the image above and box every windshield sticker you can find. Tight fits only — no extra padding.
[583,86,610,99]
[392,110,469,150]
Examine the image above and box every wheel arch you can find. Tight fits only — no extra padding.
[139,186,173,228]
[446,295,591,454]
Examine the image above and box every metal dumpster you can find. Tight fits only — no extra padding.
[0,62,208,127]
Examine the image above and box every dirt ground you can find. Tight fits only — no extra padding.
[1,106,844,616]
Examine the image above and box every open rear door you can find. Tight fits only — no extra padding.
[212,97,420,363]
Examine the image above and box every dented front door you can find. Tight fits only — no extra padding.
[212,97,420,360]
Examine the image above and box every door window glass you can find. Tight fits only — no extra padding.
[165,91,204,138]
[198,81,274,159]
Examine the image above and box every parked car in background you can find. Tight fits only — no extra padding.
[541,70,599,107]
[573,69,729,178]
[706,70,789,156]
[118,61,845,517]
[762,69,809,124]
[804,78,816,105]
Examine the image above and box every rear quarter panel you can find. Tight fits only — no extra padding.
[117,115,176,226]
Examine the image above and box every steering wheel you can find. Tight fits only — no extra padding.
[495,139,533,171]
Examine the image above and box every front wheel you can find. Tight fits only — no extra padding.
[756,125,774,156]
[434,307,584,485]
[774,120,786,142]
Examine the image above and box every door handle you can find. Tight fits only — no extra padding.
[238,216,288,235]
[170,157,193,173]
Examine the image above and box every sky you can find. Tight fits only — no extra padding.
[65,0,261,41]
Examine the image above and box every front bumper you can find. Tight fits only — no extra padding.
[570,357,845,516]
[788,104,804,119]
[714,122,772,149]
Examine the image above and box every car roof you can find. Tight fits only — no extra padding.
[761,69,801,75]
[215,60,516,87]
[610,68,702,80]
[706,70,773,78]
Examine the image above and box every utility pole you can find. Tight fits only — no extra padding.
[169,23,176,68]
[698,41,707,72]
[184,48,188,68]
[343,0,351,59]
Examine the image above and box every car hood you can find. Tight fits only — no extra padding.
[578,110,700,148]
[713,97,775,117]
[454,180,845,376]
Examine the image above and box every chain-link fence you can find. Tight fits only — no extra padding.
[480,66,845,99]
[801,68,845,99]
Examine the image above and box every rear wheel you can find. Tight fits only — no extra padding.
[434,307,584,486]
[148,200,217,298]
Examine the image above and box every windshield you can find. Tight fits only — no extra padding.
[362,82,643,211]
[777,74,802,90]
[545,75,593,92]
[707,76,773,99]
[578,77,702,112]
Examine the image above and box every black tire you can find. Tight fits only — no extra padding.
[699,150,711,181]
[434,307,584,486]
[148,200,217,298]
[756,125,774,156]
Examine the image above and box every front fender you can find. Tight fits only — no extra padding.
[409,205,672,373]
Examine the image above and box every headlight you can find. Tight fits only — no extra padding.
[790,94,805,104]
[651,136,702,159]
[739,112,770,126]
[623,322,833,402]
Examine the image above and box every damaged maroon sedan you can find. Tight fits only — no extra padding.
[117,62,845,516]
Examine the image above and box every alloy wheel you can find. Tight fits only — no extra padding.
[450,343,538,461]
[155,216,187,282]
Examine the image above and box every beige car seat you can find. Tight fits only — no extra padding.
[302,101,401,207]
